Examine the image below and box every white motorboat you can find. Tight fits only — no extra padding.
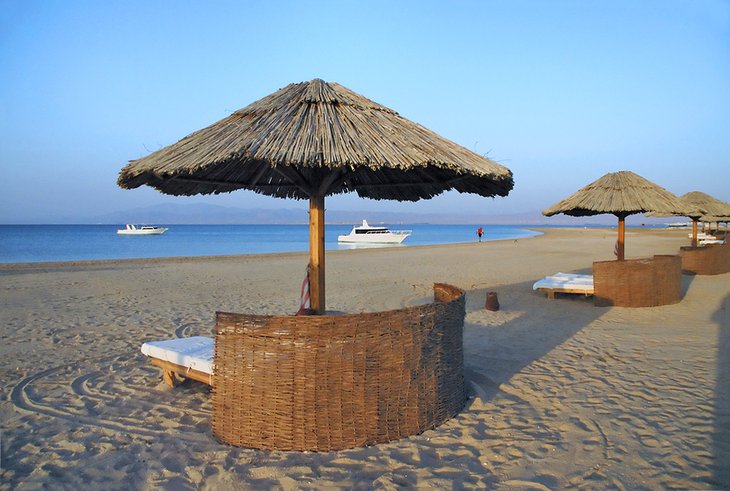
[337,220,411,244]
[117,224,168,235]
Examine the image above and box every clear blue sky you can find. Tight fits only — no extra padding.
[1,0,728,223]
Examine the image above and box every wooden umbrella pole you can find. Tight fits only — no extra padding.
[617,215,626,261]
[691,218,698,247]
[309,193,326,314]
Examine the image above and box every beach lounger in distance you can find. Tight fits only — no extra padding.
[532,272,594,299]
[140,336,213,387]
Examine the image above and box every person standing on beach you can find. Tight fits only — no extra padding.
[477,227,483,242]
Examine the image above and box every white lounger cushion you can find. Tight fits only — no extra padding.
[533,273,594,293]
[699,239,724,245]
[141,336,214,375]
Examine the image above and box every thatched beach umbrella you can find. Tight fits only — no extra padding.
[542,170,686,260]
[646,191,709,247]
[680,192,730,239]
[651,192,730,245]
[118,79,514,313]
[681,191,730,217]
[701,216,730,237]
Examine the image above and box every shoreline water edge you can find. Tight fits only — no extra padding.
[0,222,684,265]
[0,223,546,265]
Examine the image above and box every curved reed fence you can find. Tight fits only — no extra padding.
[593,255,682,307]
[680,244,730,275]
[211,283,467,451]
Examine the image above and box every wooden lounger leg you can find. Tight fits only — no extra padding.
[148,357,212,388]
[163,368,180,388]
[547,290,555,299]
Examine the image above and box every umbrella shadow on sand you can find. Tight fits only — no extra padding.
[460,269,697,402]
[459,278,604,403]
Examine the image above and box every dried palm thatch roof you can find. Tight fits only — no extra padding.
[701,215,730,223]
[680,191,730,219]
[645,195,708,219]
[118,79,514,201]
[542,170,687,218]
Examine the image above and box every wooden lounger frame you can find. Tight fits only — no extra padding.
[536,287,593,299]
[149,357,212,388]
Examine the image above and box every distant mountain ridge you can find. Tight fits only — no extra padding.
[86,203,666,226]
[6,202,670,226]
[94,203,311,225]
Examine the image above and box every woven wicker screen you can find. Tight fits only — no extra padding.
[593,255,682,307]
[211,283,467,451]
[681,244,730,275]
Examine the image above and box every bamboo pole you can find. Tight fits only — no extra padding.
[309,193,326,314]
[691,218,698,247]
[617,215,626,261]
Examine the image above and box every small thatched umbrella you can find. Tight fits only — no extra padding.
[646,191,708,247]
[680,192,730,240]
[702,216,729,236]
[118,79,514,313]
[542,170,687,260]
[681,191,730,216]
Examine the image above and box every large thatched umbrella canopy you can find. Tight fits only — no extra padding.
[118,79,514,313]
[542,170,686,260]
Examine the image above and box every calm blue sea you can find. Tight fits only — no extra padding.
[0,224,545,264]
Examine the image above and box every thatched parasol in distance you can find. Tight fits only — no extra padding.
[652,191,730,247]
[686,192,730,237]
[650,192,730,245]
[542,170,687,260]
[646,191,711,247]
[118,79,514,313]
[682,192,730,237]
[680,191,730,217]
[701,216,730,237]
[702,215,730,222]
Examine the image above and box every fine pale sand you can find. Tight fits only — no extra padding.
[1,228,728,490]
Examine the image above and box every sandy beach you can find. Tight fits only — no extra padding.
[1,227,728,490]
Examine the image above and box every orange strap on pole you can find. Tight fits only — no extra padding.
[296,266,311,315]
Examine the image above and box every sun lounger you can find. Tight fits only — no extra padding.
[533,272,594,299]
[699,238,725,245]
[140,336,213,387]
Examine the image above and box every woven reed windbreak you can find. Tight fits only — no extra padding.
[211,283,466,451]
[593,255,682,307]
[680,244,730,275]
